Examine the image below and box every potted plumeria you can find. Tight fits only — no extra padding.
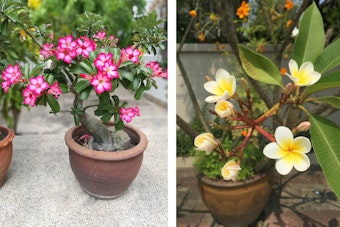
[0,12,167,198]
[190,3,340,226]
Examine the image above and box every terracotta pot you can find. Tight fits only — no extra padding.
[197,169,273,227]
[65,124,147,199]
[0,126,14,188]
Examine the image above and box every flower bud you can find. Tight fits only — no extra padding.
[240,78,249,91]
[285,82,293,95]
[296,121,311,132]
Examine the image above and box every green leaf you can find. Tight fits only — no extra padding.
[313,96,340,109]
[134,84,145,100]
[6,12,18,22]
[315,39,340,74]
[292,3,324,65]
[238,45,283,87]
[75,78,90,93]
[119,69,134,82]
[46,94,60,114]
[309,115,340,199]
[79,87,92,100]
[305,71,340,96]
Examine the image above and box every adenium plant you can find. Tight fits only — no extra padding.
[0,12,167,151]
[193,3,340,199]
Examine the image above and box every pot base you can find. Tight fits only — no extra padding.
[82,186,126,199]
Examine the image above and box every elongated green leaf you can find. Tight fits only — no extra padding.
[305,71,340,96]
[75,78,90,93]
[309,115,340,199]
[292,3,324,65]
[238,45,283,87]
[314,96,340,108]
[315,39,340,74]
[119,69,134,81]
[46,94,60,114]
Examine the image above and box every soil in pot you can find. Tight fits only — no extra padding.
[65,124,148,199]
[197,169,274,227]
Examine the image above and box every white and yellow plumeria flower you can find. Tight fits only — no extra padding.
[286,59,321,87]
[221,160,241,181]
[215,100,234,118]
[263,126,311,175]
[194,133,218,155]
[204,68,236,103]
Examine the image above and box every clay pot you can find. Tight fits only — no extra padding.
[65,124,147,199]
[197,169,273,227]
[0,126,14,188]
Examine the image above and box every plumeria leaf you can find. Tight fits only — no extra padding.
[315,39,340,74]
[46,94,60,114]
[304,71,340,97]
[309,115,340,199]
[292,3,324,65]
[238,45,283,87]
[313,96,340,109]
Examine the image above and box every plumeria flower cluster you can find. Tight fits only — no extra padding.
[1,64,62,107]
[194,58,321,181]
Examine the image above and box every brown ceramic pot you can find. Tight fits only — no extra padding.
[0,126,14,188]
[65,124,147,199]
[197,169,273,227]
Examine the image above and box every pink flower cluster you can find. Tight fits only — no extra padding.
[40,35,97,64]
[1,64,62,107]
[145,61,168,79]
[1,64,23,92]
[120,106,140,123]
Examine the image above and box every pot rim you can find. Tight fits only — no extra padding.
[0,126,15,149]
[65,124,148,161]
[198,168,273,189]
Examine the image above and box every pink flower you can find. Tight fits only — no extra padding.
[47,82,62,98]
[56,35,77,64]
[75,36,96,58]
[94,31,106,40]
[94,52,113,70]
[90,72,112,94]
[27,76,49,95]
[101,62,119,79]
[120,106,140,123]
[22,87,37,107]
[40,43,55,59]
[145,61,168,79]
[2,64,22,85]
[120,46,141,63]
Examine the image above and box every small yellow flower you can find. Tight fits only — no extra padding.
[286,59,321,87]
[286,19,293,28]
[189,9,197,18]
[215,100,234,118]
[204,68,236,103]
[236,1,250,19]
[209,13,219,22]
[194,133,218,155]
[197,31,205,42]
[221,160,241,181]
[284,0,294,11]
[263,126,311,175]
[28,0,42,10]
[280,67,287,75]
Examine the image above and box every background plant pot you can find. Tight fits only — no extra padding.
[65,124,148,199]
[0,126,14,188]
[197,169,273,227]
